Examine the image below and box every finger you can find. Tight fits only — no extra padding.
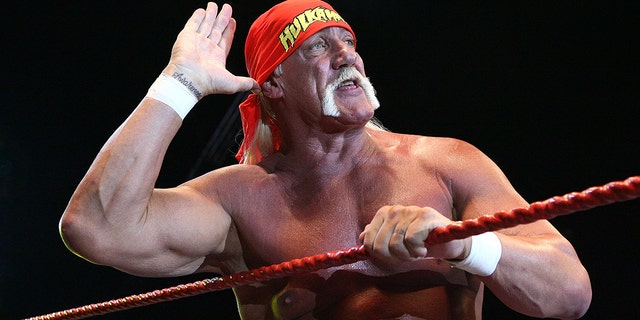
[197,2,220,35]
[360,224,376,251]
[404,224,428,258]
[405,207,439,258]
[185,8,207,32]
[388,227,413,260]
[366,205,404,257]
[235,76,260,94]
[388,216,416,260]
[208,3,232,41]
[371,213,400,258]
[361,207,387,251]
[218,17,237,57]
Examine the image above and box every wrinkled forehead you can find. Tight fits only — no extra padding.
[296,25,355,46]
[244,0,355,84]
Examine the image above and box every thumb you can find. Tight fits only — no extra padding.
[236,76,260,93]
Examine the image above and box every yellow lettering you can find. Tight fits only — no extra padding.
[289,19,302,39]
[296,13,311,32]
[325,9,342,22]
[276,7,347,52]
[279,27,294,52]
[314,7,327,22]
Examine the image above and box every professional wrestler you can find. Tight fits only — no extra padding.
[60,1,591,319]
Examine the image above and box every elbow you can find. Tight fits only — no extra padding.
[59,208,85,257]
[525,264,592,319]
[556,268,592,319]
[568,279,592,319]
[59,207,101,263]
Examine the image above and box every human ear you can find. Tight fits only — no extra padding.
[261,79,284,99]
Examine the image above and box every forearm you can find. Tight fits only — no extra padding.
[484,232,591,319]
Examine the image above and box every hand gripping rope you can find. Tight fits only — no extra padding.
[26,176,640,320]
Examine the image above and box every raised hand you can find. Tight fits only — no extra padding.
[163,3,259,97]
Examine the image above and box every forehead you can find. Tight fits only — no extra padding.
[303,26,355,42]
[280,27,355,70]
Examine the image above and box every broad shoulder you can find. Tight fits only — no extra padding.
[186,163,270,188]
[368,130,523,213]
[367,129,483,164]
[181,163,274,211]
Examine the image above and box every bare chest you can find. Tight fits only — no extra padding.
[226,166,474,319]
[234,170,452,271]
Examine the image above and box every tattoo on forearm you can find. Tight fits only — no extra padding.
[171,72,203,99]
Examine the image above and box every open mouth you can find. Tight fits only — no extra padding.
[337,79,358,89]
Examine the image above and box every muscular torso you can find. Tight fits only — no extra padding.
[204,134,483,319]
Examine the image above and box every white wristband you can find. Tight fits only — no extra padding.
[146,74,199,119]
[447,232,502,276]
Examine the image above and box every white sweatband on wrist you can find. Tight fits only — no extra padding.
[447,232,502,276]
[146,74,198,119]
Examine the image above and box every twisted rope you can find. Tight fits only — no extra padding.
[26,176,640,320]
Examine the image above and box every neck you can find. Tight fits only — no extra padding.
[269,126,377,178]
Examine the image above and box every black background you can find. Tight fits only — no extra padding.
[2,1,639,319]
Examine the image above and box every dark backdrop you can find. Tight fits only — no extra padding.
[2,1,638,319]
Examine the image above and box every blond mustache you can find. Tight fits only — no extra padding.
[322,67,380,117]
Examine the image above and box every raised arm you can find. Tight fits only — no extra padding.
[59,3,257,277]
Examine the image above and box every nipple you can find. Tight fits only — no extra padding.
[271,287,317,320]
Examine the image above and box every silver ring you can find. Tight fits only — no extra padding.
[394,229,406,236]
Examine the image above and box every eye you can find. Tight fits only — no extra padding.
[310,39,327,50]
[344,38,356,47]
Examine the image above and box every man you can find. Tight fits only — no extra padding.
[59,1,591,319]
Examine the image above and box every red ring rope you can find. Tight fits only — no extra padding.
[25,176,640,320]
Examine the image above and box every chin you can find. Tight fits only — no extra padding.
[332,106,375,127]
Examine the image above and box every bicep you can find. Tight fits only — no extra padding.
[447,141,562,237]
[107,185,233,277]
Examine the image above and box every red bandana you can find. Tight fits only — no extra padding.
[235,0,355,163]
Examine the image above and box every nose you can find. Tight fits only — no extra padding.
[331,42,357,70]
